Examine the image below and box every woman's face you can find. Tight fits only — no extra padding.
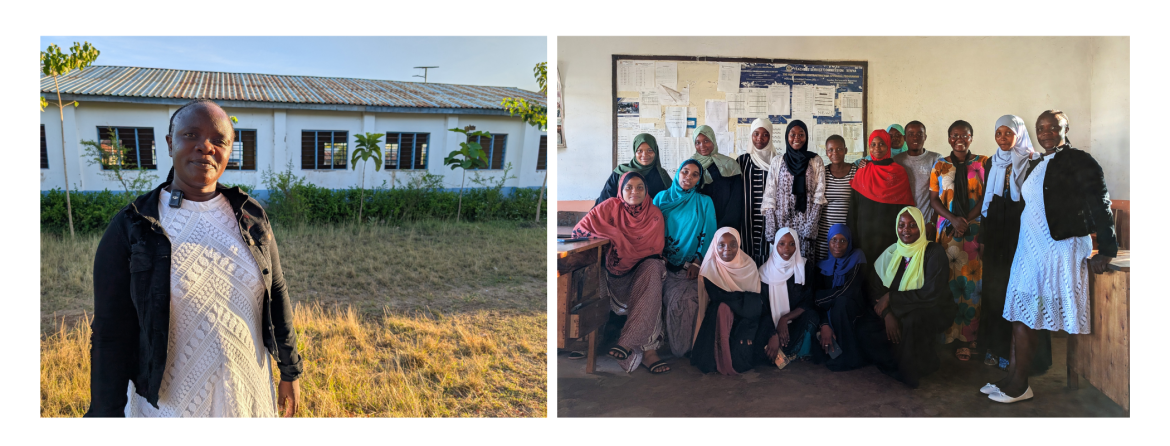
[889,128,905,149]
[948,126,972,155]
[994,126,1016,151]
[787,126,807,150]
[1035,114,1068,150]
[897,212,921,245]
[868,137,889,160]
[678,163,701,191]
[716,233,738,262]
[635,142,655,166]
[826,140,847,164]
[829,233,849,259]
[751,127,771,150]
[775,233,796,261]
[621,176,647,206]
[695,133,714,156]
[166,103,233,191]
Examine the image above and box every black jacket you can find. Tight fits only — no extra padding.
[1029,146,1117,257]
[85,179,303,417]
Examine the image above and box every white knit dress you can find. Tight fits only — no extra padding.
[126,190,276,417]
[1002,157,1092,334]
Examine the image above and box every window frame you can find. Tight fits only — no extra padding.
[40,124,49,169]
[226,129,258,171]
[383,132,431,170]
[300,130,349,170]
[468,133,508,170]
[96,126,158,170]
[536,135,547,171]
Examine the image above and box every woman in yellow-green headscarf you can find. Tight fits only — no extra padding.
[860,206,955,389]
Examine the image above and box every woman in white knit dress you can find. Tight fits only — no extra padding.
[88,99,302,417]
[984,110,1117,404]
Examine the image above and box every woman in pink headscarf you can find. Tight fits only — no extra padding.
[689,227,763,375]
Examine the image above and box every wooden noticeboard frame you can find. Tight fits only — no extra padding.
[611,54,869,169]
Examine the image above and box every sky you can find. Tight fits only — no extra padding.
[39,36,547,92]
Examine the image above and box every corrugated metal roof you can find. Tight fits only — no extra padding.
[41,65,546,110]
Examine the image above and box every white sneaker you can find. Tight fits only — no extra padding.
[988,386,1034,403]
[980,383,1000,395]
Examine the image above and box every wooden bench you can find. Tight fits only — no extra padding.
[1068,250,1129,411]
[557,229,611,374]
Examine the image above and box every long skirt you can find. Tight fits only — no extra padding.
[937,219,983,345]
[606,258,667,372]
[662,268,699,358]
[810,292,870,371]
[857,305,950,388]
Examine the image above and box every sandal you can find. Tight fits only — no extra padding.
[642,360,671,374]
[568,351,586,360]
[608,345,630,361]
[955,347,971,361]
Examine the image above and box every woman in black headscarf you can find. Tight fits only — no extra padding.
[761,120,826,260]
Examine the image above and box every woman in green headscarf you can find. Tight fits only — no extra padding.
[691,125,744,230]
[860,206,955,388]
[594,133,673,207]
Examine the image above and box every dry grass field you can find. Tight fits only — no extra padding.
[40,220,547,417]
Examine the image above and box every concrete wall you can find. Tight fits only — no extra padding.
[557,36,1129,201]
[1090,37,1130,200]
[40,102,546,193]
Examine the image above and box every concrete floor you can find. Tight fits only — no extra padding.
[557,334,1127,417]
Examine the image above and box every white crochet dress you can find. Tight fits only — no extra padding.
[126,190,276,417]
[1003,157,1092,334]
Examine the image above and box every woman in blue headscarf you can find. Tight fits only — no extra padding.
[810,223,869,371]
[655,159,717,358]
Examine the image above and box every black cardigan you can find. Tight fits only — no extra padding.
[1029,146,1117,257]
[594,169,669,208]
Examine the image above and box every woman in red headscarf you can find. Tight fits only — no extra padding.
[847,129,916,291]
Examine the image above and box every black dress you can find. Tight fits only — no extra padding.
[978,164,1052,372]
[699,163,744,231]
[754,259,819,363]
[809,263,870,371]
[594,169,669,207]
[736,154,770,265]
[691,279,763,374]
[860,242,955,388]
[846,189,906,292]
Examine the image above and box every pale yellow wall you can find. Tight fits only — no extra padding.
[1090,36,1130,200]
[558,36,1129,201]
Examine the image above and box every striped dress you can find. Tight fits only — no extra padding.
[737,154,770,265]
[817,164,857,261]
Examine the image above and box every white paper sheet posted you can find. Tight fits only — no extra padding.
[640,123,656,131]
[617,129,637,163]
[767,84,790,116]
[655,62,678,90]
[841,108,863,122]
[715,132,734,157]
[717,63,741,92]
[705,100,729,133]
[791,85,813,116]
[839,92,862,109]
[640,90,661,119]
[660,136,681,173]
[813,86,836,117]
[665,106,687,137]
[843,123,865,153]
[618,117,639,130]
[814,123,843,154]
[735,124,752,157]
[659,85,689,106]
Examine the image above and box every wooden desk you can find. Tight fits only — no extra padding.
[557,230,611,374]
[1068,250,1130,411]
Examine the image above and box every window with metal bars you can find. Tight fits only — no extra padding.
[467,134,508,170]
[384,132,430,170]
[40,125,48,169]
[97,127,157,169]
[536,135,547,171]
[300,130,348,169]
[227,129,257,170]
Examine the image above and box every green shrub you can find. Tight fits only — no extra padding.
[41,188,135,234]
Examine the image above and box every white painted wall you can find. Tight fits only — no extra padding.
[1090,37,1130,200]
[40,103,546,193]
[557,36,1129,201]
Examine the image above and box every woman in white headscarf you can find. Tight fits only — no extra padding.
[755,227,817,368]
[977,115,1051,374]
[736,118,779,265]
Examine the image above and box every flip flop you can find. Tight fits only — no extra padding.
[955,347,971,361]
[608,345,630,361]
[568,351,586,360]
[642,360,670,374]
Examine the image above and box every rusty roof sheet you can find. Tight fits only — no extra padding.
[41,65,546,110]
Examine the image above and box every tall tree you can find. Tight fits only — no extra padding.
[41,42,100,239]
[501,62,548,222]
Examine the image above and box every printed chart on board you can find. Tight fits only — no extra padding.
[612,57,867,177]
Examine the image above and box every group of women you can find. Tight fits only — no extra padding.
[572,109,1118,404]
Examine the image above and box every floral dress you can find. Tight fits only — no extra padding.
[928,154,990,345]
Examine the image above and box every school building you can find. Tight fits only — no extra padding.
[40,65,548,195]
